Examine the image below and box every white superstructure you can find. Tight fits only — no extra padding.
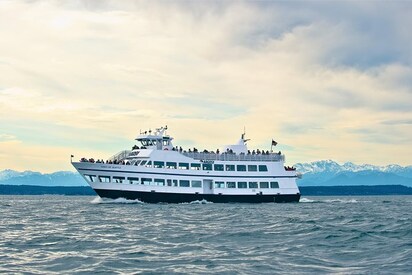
[72,126,301,203]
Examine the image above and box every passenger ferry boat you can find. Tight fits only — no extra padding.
[72,126,301,203]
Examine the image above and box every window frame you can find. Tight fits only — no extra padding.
[191,180,202,188]
[202,163,213,171]
[153,161,165,168]
[226,182,236,188]
[113,176,125,183]
[179,180,190,187]
[98,175,110,183]
[128,177,139,184]
[178,163,189,170]
[225,165,235,171]
[248,165,258,172]
[270,181,279,188]
[214,181,225,188]
[238,181,247,188]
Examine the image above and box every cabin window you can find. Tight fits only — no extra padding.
[128,177,139,184]
[260,182,269,188]
[167,179,172,186]
[142,178,152,185]
[202,163,213,171]
[113,176,125,183]
[85,174,97,182]
[162,140,170,146]
[173,179,178,187]
[259,165,268,172]
[99,176,110,183]
[154,161,164,168]
[270,181,279,188]
[237,165,246,171]
[248,182,258,188]
[133,160,142,166]
[225,165,235,171]
[237,182,247,188]
[140,160,147,166]
[179,180,190,187]
[248,165,257,172]
[214,164,224,171]
[179,163,189,170]
[145,161,152,168]
[214,181,225,188]
[154,178,165,186]
[191,180,202,188]
[166,162,177,169]
[191,163,201,170]
[226,182,236,188]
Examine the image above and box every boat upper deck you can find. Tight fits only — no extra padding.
[181,152,284,162]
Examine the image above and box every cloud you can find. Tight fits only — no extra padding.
[0,0,411,171]
[0,134,17,142]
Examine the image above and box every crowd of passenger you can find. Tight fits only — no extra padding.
[284,166,296,171]
[79,146,282,165]
[79,157,131,165]
[131,144,281,156]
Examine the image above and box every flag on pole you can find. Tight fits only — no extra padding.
[271,139,277,146]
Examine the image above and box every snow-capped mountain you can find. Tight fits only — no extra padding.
[1,160,411,187]
[0,169,86,186]
[294,160,412,187]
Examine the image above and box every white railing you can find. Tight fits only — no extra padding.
[108,150,132,162]
[181,152,284,162]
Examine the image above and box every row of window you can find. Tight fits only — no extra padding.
[128,160,268,172]
[85,174,279,189]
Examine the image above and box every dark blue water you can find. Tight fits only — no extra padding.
[1,196,411,274]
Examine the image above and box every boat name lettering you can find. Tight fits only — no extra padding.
[101,165,122,169]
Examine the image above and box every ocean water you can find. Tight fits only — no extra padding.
[0,196,411,274]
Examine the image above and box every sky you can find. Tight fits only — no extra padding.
[1,0,412,173]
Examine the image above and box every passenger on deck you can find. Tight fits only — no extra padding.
[216,149,220,154]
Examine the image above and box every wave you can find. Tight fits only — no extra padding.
[90,196,144,204]
[300,198,316,203]
[324,198,359,203]
[190,199,213,204]
[179,199,213,205]
[300,197,360,203]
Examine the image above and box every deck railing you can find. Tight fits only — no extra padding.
[108,150,132,162]
[108,149,284,163]
[181,152,284,162]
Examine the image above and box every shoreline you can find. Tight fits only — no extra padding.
[1,184,411,196]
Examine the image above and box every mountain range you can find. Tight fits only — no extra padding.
[0,169,86,186]
[294,160,412,187]
[0,160,411,187]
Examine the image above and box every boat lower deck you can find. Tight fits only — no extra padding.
[93,188,300,203]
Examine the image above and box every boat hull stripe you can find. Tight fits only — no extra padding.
[77,168,297,179]
[92,188,301,203]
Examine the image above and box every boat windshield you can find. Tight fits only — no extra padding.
[140,139,157,146]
